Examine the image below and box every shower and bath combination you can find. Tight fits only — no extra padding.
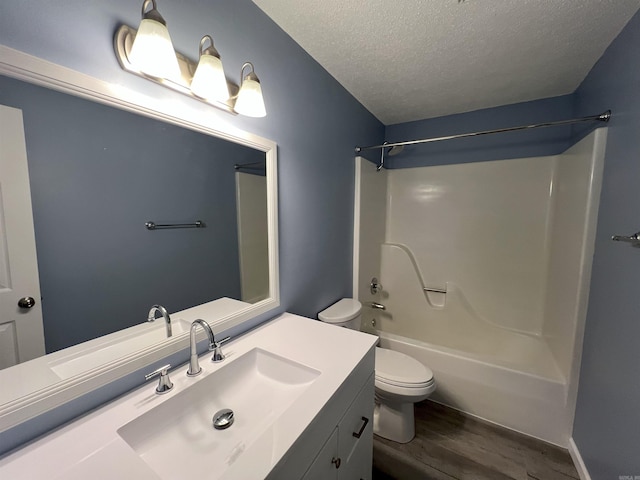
[353,112,611,446]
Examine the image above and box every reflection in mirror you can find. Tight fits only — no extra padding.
[0,74,269,369]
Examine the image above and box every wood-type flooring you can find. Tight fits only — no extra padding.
[372,400,580,480]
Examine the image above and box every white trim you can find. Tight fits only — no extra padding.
[569,437,592,480]
[0,46,279,432]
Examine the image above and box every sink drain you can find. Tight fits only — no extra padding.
[212,408,234,430]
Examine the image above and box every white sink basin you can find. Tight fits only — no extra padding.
[117,348,320,479]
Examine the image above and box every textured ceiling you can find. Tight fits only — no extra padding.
[252,0,640,125]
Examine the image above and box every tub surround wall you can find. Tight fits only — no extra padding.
[376,247,563,380]
[541,131,604,397]
[385,156,555,335]
[235,172,270,304]
[353,157,388,302]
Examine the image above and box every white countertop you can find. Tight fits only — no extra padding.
[0,313,376,480]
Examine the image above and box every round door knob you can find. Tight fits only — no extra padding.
[18,297,36,309]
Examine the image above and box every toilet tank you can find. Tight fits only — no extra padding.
[318,298,362,330]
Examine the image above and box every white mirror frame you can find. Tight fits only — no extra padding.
[0,45,279,432]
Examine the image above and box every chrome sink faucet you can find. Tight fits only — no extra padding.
[187,319,216,377]
[148,304,172,338]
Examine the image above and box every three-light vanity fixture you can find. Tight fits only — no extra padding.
[114,0,266,117]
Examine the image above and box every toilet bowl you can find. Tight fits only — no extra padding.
[318,298,436,443]
[374,347,435,443]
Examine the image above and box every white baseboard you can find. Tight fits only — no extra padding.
[569,437,592,480]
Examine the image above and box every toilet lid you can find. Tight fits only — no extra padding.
[375,347,433,386]
[318,298,362,323]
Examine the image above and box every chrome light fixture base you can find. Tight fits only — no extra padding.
[114,24,239,115]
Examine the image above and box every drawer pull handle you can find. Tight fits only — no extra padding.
[352,416,369,439]
[331,457,341,469]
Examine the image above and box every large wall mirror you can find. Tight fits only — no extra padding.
[0,47,279,431]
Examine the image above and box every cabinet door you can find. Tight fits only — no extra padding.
[301,428,339,480]
[338,374,375,480]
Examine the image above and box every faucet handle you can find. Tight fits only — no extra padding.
[145,364,174,394]
[366,302,386,310]
[212,336,231,363]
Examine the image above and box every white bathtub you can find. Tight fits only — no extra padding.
[376,329,571,446]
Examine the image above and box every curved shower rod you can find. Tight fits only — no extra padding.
[355,110,611,158]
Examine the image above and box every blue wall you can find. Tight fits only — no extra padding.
[384,94,576,168]
[0,0,384,320]
[0,0,383,453]
[0,74,268,353]
[571,8,640,478]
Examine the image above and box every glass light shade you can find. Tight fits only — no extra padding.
[128,18,181,81]
[190,54,229,103]
[235,77,266,117]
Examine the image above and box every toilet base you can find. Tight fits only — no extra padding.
[373,399,415,443]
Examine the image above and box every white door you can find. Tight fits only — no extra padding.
[0,104,45,369]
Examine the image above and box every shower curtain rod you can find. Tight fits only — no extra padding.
[354,110,611,153]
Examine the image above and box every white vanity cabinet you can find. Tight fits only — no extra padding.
[302,374,375,480]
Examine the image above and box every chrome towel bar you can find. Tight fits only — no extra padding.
[611,231,640,246]
[145,221,205,230]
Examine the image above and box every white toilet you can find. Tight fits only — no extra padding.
[318,298,436,443]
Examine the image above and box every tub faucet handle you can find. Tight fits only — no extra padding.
[370,277,383,295]
[367,302,386,310]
